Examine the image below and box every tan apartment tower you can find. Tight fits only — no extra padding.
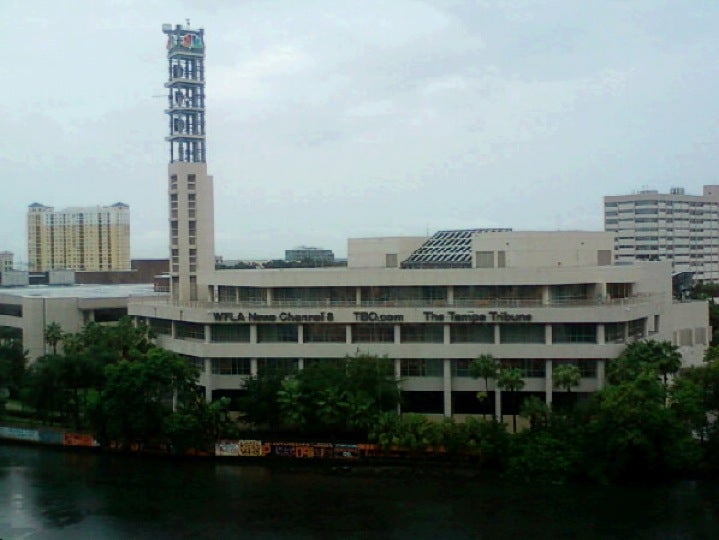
[27,203,130,272]
[162,23,215,302]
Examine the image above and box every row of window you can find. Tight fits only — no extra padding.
[150,319,647,344]
[202,357,599,378]
[213,283,633,306]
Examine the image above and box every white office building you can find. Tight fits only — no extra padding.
[125,24,710,422]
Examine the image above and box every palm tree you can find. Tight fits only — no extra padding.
[44,322,64,356]
[497,367,525,433]
[469,354,499,419]
[553,363,581,393]
[553,363,581,411]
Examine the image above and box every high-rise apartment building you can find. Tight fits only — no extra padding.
[27,203,131,272]
[604,186,719,283]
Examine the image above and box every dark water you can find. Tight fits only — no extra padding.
[1,444,718,539]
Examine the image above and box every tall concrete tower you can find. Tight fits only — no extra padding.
[162,23,215,302]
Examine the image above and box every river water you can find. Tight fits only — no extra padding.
[1,443,718,539]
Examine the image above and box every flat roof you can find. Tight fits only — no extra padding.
[0,284,164,299]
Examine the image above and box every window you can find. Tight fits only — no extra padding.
[555,359,597,378]
[499,324,545,344]
[148,318,172,335]
[452,359,472,377]
[256,324,298,343]
[628,318,646,339]
[400,359,443,377]
[217,286,236,303]
[257,358,298,373]
[502,359,545,378]
[552,323,597,344]
[476,251,494,268]
[604,322,626,343]
[211,325,250,343]
[351,324,394,343]
[175,322,205,341]
[212,358,251,375]
[450,324,494,343]
[0,304,22,317]
[304,324,346,343]
[400,324,444,343]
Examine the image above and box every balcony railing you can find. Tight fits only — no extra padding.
[129,293,664,310]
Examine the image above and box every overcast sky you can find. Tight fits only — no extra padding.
[2,0,718,263]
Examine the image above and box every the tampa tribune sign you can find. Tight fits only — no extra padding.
[211,310,533,323]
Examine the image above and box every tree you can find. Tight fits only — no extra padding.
[469,354,499,414]
[91,348,199,449]
[579,368,699,481]
[0,335,27,415]
[240,366,288,430]
[44,322,64,356]
[553,363,582,410]
[520,395,550,430]
[497,367,525,433]
[608,340,682,392]
[274,355,399,436]
[553,363,581,393]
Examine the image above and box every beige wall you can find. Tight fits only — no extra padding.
[347,236,427,268]
[473,231,615,269]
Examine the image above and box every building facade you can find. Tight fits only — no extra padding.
[0,252,13,272]
[130,229,709,419]
[127,24,710,423]
[0,284,160,361]
[604,186,719,283]
[27,203,131,272]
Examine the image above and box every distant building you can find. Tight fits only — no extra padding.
[27,202,131,272]
[285,247,335,266]
[0,251,13,272]
[0,284,163,361]
[604,186,719,283]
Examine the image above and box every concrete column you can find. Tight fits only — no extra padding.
[297,358,304,370]
[355,286,362,305]
[204,358,212,402]
[542,285,550,305]
[394,324,401,344]
[298,325,304,344]
[545,359,553,406]
[597,323,605,344]
[204,324,211,343]
[266,288,272,306]
[447,285,454,306]
[597,359,606,390]
[494,324,500,344]
[494,387,502,422]
[443,358,452,418]
[443,324,450,345]
[250,358,258,377]
[545,323,552,345]
[250,325,257,344]
[345,324,352,344]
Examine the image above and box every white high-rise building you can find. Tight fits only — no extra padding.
[604,186,719,283]
[27,203,130,272]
